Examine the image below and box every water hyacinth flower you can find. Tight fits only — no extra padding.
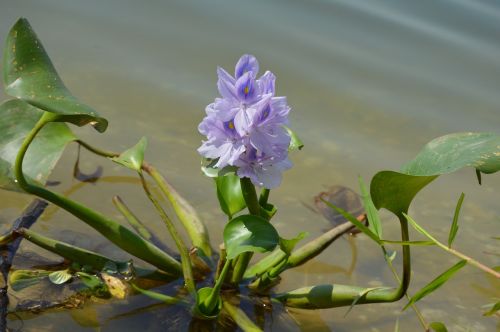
[198,54,292,189]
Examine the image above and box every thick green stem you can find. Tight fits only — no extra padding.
[139,173,196,294]
[276,214,412,308]
[204,258,232,314]
[259,189,270,206]
[229,178,261,284]
[14,114,182,276]
[240,177,260,215]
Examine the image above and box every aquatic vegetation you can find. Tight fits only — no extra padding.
[0,18,499,331]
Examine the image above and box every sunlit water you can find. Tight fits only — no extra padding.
[1,0,499,331]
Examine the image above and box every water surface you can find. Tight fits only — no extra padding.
[1,1,499,331]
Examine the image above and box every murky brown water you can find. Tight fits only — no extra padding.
[1,0,499,331]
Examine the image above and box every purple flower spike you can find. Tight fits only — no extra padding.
[198,55,292,189]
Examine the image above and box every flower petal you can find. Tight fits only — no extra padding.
[235,54,259,79]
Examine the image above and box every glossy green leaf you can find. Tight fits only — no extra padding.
[429,322,448,332]
[403,260,467,310]
[359,176,382,238]
[279,232,308,256]
[371,132,499,216]
[3,18,107,132]
[48,269,73,285]
[448,193,464,248]
[215,173,246,218]
[284,125,304,151]
[111,137,147,172]
[0,99,76,192]
[401,132,500,175]
[223,214,279,260]
[9,269,51,291]
[370,171,437,216]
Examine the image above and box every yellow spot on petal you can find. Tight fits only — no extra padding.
[244,86,249,95]
[229,121,235,129]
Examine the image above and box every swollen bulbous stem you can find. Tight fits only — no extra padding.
[278,213,412,308]
[14,113,182,276]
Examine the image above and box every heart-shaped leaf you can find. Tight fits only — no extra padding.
[0,99,76,192]
[215,173,246,218]
[223,214,279,260]
[401,132,500,175]
[111,137,147,172]
[3,18,107,132]
[371,132,500,216]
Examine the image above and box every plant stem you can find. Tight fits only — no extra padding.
[259,189,270,206]
[14,114,182,276]
[139,173,196,294]
[76,139,118,158]
[276,214,412,308]
[229,178,261,284]
[142,162,212,257]
[223,300,263,332]
[406,214,500,278]
[204,258,232,314]
[240,177,260,215]
[77,140,212,258]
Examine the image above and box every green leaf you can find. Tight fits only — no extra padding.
[279,232,308,256]
[371,132,499,216]
[9,269,51,291]
[403,260,467,310]
[0,99,76,192]
[76,272,104,289]
[223,214,279,260]
[371,171,437,216]
[402,132,500,175]
[359,176,382,238]
[448,193,464,248]
[284,125,304,151]
[321,198,381,244]
[111,137,147,172]
[215,173,246,218]
[3,18,107,132]
[429,322,448,332]
[48,269,73,285]
[404,213,438,243]
[483,301,500,317]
